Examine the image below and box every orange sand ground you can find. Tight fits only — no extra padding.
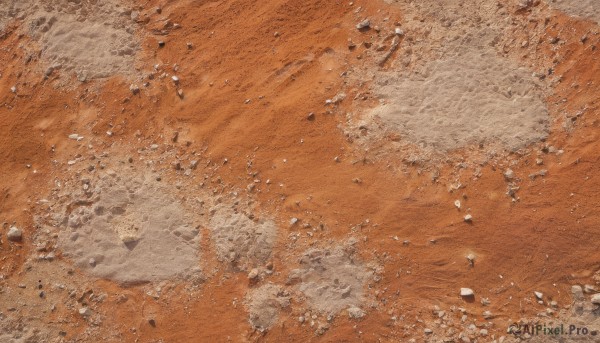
[0,0,599,342]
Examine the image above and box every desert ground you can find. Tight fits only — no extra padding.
[1,0,600,342]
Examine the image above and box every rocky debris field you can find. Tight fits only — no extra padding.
[1,0,600,342]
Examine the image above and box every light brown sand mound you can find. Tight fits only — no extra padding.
[209,205,277,271]
[369,49,549,151]
[245,283,291,332]
[549,0,600,23]
[1,0,138,80]
[58,170,201,285]
[288,244,372,315]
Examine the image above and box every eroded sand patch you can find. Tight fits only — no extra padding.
[368,49,549,152]
[1,0,138,80]
[549,0,600,23]
[58,171,201,285]
[209,204,277,271]
[288,244,372,315]
[245,283,291,332]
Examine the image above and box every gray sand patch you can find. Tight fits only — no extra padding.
[58,172,201,285]
[549,0,600,23]
[209,205,277,271]
[288,245,372,315]
[369,49,549,151]
[1,0,138,80]
[245,283,291,332]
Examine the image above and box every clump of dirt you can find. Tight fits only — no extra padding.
[245,283,291,332]
[549,0,600,23]
[1,0,139,80]
[208,205,277,271]
[367,48,549,152]
[56,169,201,285]
[288,244,372,315]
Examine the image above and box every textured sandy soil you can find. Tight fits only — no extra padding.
[1,0,600,342]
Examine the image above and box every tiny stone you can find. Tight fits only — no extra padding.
[504,168,515,181]
[482,310,493,319]
[247,268,259,280]
[394,27,404,36]
[466,253,476,265]
[129,84,140,94]
[79,307,92,317]
[464,214,473,222]
[454,200,461,209]
[7,226,23,242]
[347,306,365,319]
[290,217,299,226]
[572,285,584,300]
[424,328,433,334]
[534,291,543,300]
[356,19,371,29]
[591,294,600,305]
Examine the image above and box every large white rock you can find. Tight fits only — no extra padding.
[460,288,475,297]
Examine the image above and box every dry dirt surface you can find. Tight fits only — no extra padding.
[1,0,600,342]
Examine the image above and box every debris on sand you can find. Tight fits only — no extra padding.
[288,244,372,315]
[209,205,277,271]
[1,0,139,81]
[367,49,548,152]
[57,170,201,284]
[246,283,290,332]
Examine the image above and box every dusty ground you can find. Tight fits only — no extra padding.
[1,0,600,342]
